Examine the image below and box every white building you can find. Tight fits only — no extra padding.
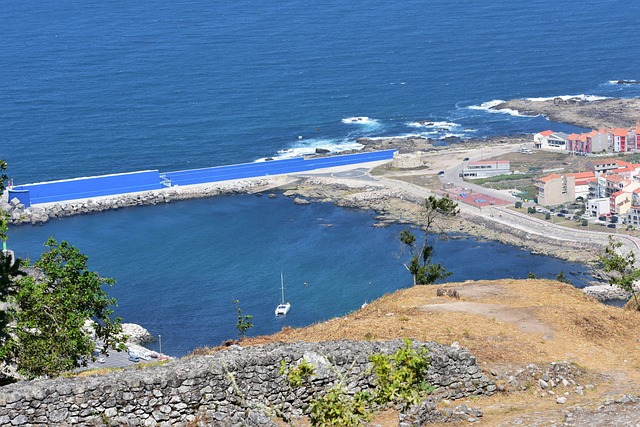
[588,198,610,217]
[461,160,510,179]
[533,130,568,151]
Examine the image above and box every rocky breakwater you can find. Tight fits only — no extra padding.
[0,339,495,426]
[1,178,282,226]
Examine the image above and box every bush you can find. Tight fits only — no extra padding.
[309,385,371,427]
[515,201,522,209]
[527,207,536,214]
[545,213,551,220]
[369,339,434,407]
[581,219,588,226]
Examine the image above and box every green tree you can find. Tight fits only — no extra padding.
[400,195,458,285]
[2,238,123,378]
[556,271,570,284]
[234,299,253,340]
[0,160,24,358]
[0,251,26,350]
[599,236,640,308]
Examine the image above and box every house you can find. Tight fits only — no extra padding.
[585,159,622,177]
[536,173,575,206]
[536,124,640,155]
[590,128,612,153]
[626,205,640,226]
[608,181,640,216]
[461,160,510,179]
[612,128,629,152]
[588,198,610,218]
[626,188,640,226]
[603,173,632,198]
[533,130,568,151]
[568,171,595,200]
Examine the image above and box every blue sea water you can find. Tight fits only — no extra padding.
[1,0,639,355]
[8,194,594,356]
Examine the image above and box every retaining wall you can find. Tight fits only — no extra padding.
[0,339,495,426]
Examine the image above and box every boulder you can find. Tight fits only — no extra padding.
[121,323,155,344]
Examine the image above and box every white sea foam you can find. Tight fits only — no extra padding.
[468,99,505,110]
[525,94,609,102]
[439,133,466,140]
[407,120,458,129]
[341,116,380,126]
[468,99,537,117]
[255,138,364,162]
[609,79,639,85]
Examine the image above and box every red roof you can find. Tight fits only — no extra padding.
[539,130,554,137]
[613,128,628,137]
[538,173,562,183]
[568,171,595,180]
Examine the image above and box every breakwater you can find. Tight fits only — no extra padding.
[0,339,495,426]
[6,150,396,208]
[3,177,286,225]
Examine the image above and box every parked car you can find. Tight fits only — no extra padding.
[463,157,469,161]
[560,209,569,214]
[607,224,616,229]
[128,354,140,363]
[438,170,445,176]
[610,216,618,223]
[557,213,565,217]
[598,215,607,221]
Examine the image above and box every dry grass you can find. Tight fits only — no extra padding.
[229,279,640,426]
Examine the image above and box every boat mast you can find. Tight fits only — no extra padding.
[280,272,285,304]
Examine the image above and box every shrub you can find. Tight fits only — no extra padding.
[515,201,522,209]
[280,359,315,387]
[309,385,371,427]
[369,339,434,407]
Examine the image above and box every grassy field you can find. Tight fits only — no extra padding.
[235,279,640,426]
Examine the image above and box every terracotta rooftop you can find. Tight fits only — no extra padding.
[538,173,562,183]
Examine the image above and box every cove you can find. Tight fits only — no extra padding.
[7,193,594,356]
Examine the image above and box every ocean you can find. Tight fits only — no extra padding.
[1,0,639,355]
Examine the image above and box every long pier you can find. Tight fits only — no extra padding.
[8,150,396,207]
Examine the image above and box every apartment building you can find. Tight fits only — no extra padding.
[536,173,575,206]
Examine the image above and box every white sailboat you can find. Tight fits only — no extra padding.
[275,272,291,316]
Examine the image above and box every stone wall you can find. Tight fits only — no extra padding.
[0,340,495,426]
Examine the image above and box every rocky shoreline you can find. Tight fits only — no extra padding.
[494,97,640,129]
[281,175,601,266]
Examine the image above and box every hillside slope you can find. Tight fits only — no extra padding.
[237,279,640,426]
